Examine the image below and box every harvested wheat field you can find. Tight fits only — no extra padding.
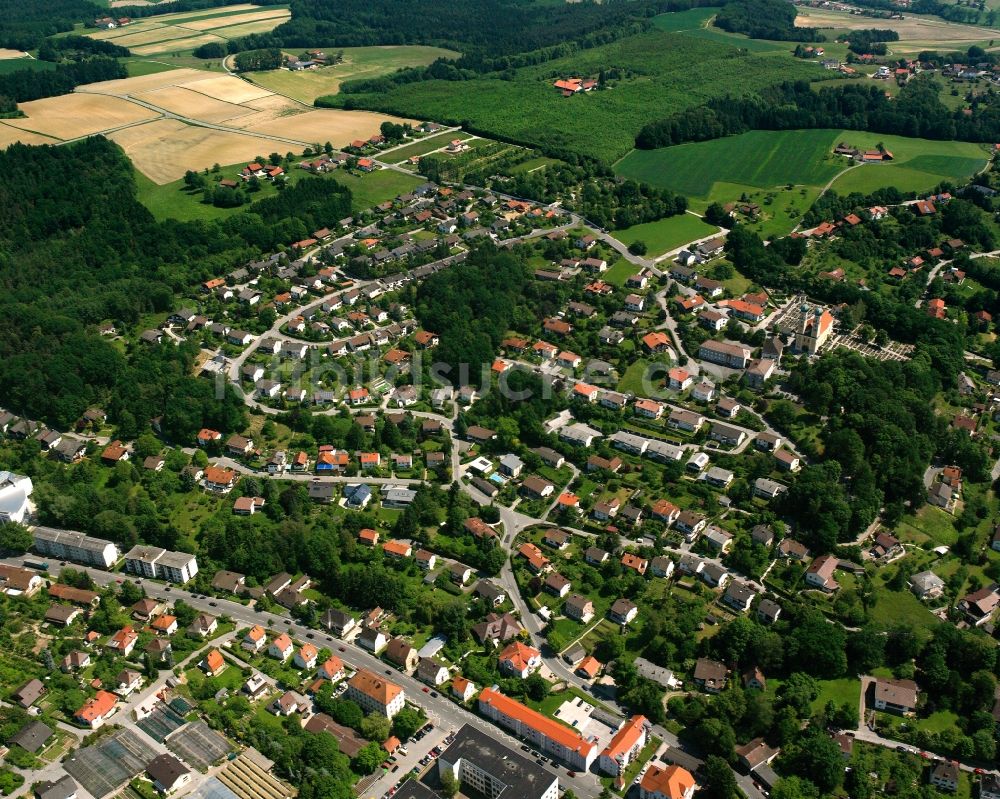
[89,21,165,40]
[0,123,59,147]
[245,109,414,145]
[180,8,289,30]
[136,85,254,123]
[183,74,274,103]
[76,68,210,95]
[210,18,291,38]
[131,34,225,56]
[795,10,995,44]
[6,93,158,139]
[138,3,261,21]
[242,93,303,112]
[109,118,290,183]
[109,26,199,48]
[0,48,28,59]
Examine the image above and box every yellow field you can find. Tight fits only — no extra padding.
[244,108,415,143]
[76,68,209,95]
[210,18,291,37]
[90,21,165,40]
[130,3,261,22]
[795,10,996,48]
[246,46,461,103]
[184,74,275,103]
[109,118,291,183]
[0,48,28,59]
[131,34,226,56]
[136,85,255,123]
[86,5,289,55]
[242,93,301,112]
[179,9,289,30]
[0,123,59,147]
[6,94,157,139]
[109,26,199,47]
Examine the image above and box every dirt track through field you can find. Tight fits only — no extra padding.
[0,123,59,147]
[5,93,158,139]
[178,9,289,30]
[109,118,292,183]
[136,86,255,124]
[244,108,416,144]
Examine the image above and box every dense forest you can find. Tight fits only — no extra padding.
[273,0,666,56]
[714,0,824,41]
[0,137,351,429]
[414,247,532,388]
[637,77,1000,149]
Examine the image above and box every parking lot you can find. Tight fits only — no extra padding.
[365,722,456,799]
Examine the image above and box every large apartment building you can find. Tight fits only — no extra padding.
[478,687,597,771]
[345,668,405,718]
[33,527,119,569]
[438,725,559,799]
[123,545,198,583]
[598,715,649,776]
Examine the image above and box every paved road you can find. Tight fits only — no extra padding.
[8,558,604,799]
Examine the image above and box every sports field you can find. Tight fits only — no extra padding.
[246,46,460,103]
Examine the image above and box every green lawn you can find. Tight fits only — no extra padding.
[329,168,423,211]
[246,46,460,103]
[604,258,640,287]
[615,129,990,236]
[385,131,467,162]
[134,168,236,222]
[615,129,844,198]
[507,156,559,174]
[898,505,959,547]
[651,7,719,32]
[870,587,940,631]
[123,60,182,77]
[0,59,55,75]
[613,214,717,256]
[617,358,670,396]
[811,678,861,714]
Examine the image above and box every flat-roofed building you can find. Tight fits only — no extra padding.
[123,545,198,583]
[33,527,119,568]
[438,724,559,799]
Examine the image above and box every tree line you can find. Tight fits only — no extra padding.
[636,78,1000,150]
[714,0,824,41]
[841,27,899,56]
[274,0,664,56]
[0,57,125,113]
